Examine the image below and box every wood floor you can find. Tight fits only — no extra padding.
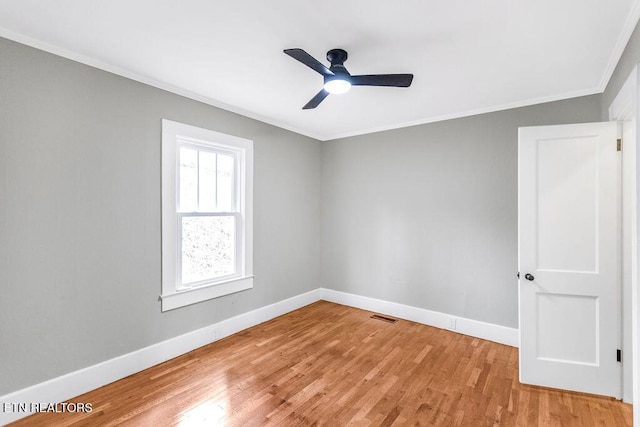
[10,301,632,426]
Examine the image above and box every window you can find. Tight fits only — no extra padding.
[161,119,253,311]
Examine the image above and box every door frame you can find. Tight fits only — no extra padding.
[608,64,639,418]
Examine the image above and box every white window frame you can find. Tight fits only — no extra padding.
[161,119,253,311]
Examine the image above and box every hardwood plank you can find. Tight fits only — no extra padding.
[8,301,632,426]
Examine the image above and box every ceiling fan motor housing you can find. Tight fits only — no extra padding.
[327,49,350,81]
[326,48,348,65]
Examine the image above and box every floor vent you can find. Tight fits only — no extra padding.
[370,314,398,323]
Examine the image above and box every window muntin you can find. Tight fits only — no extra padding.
[177,144,237,214]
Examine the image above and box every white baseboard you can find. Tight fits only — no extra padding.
[319,288,519,348]
[1,287,518,424]
[0,288,321,425]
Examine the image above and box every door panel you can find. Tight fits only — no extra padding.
[536,137,598,272]
[518,121,620,398]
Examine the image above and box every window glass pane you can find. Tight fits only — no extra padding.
[181,216,236,285]
[199,151,217,211]
[179,147,198,212]
[217,154,234,212]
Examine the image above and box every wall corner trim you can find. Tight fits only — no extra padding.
[319,288,519,348]
[0,287,517,424]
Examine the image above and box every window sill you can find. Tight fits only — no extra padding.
[160,275,254,312]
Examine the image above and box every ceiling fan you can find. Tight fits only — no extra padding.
[283,48,414,109]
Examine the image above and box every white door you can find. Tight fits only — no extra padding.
[518,121,621,398]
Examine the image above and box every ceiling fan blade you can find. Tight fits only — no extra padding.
[284,48,334,77]
[303,89,330,109]
[350,74,414,87]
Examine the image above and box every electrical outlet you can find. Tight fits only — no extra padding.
[448,317,457,330]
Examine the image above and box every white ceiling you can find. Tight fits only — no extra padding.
[1,1,639,141]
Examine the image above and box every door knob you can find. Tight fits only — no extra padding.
[524,273,535,281]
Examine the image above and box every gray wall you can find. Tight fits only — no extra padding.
[321,96,602,328]
[0,37,322,395]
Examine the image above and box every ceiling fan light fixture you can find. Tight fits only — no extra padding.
[323,77,351,94]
